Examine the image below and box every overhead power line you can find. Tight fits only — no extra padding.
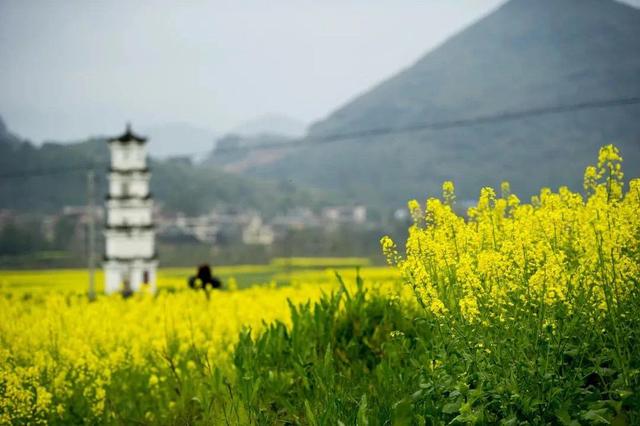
[213,95,640,153]
[1,95,639,180]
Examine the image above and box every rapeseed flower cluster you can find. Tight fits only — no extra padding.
[0,271,403,424]
[382,145,639,323]
[0,285,320,423]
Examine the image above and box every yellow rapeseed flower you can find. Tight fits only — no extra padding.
[384,145,639,323]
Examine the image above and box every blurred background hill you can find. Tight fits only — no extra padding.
[227,0,640,207]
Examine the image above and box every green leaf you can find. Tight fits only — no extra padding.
[581,408,611,424]
[556,405,580,426]
[357,394,369,426]
[442,401,461,414]
[391,398,413,426]
[499,417,518,426]
[305,399,318,426]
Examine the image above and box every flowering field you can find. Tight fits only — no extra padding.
[0,265,402,424]
[1,146,639,424]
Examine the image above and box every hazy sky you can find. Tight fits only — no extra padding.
[1,0,639,143]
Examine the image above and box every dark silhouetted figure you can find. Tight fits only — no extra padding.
[188,264,222,290]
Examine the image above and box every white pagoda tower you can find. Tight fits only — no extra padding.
[103,124,157,294]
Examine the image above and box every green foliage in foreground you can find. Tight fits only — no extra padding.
[232,277,640,424]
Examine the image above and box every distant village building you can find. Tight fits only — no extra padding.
[242,215,275,245]
[174,213,219,243]
[271,207,319,230]
[103,125,157,294]
[322,205,367,225]
[393,208,409,222]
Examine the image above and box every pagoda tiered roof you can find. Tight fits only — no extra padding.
[105,193,153,201]
[103,254,158,262]
[108,166,150,174]
[105,224,155,231]
[108,123,147,144]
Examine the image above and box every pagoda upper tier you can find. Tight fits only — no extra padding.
[108,124,148,172]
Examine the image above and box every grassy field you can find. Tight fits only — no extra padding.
[1,146,639,424]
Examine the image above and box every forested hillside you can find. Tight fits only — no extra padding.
[0,119,328,215]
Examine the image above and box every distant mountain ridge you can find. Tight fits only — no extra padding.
[232,114,307,138]
[207,114,307,173]
[244,0,640,208]
[207,132,301,174]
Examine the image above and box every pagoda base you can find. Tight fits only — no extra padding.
[103,259,158,295]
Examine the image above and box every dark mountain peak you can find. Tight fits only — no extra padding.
[504,0,637,13]
[479,0,640,42]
